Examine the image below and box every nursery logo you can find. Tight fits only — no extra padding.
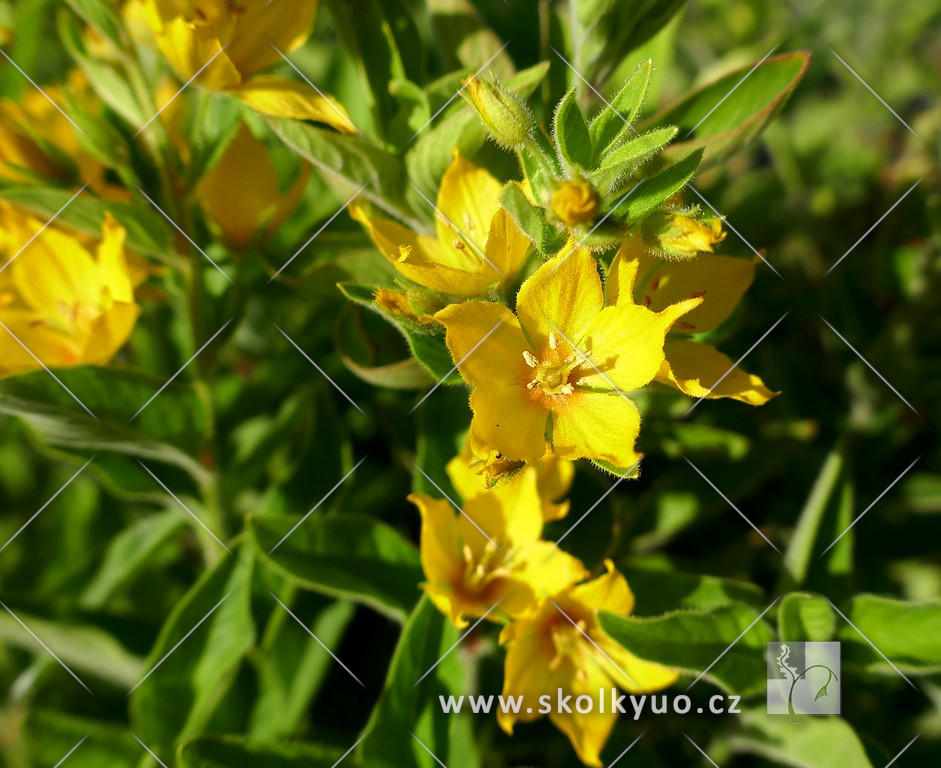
[767,642,840,717]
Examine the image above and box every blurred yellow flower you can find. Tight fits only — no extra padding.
[140,0,356,131]
[0,205,139,376]
[650,211,726,257]
[447,438,574,523]
[498,563,677,767]
[352,153,531,298]
[408,469,586,628]
[608,237,776,405]
[197,121,309,249]
[0,73,128,200]
[435,248,700,470]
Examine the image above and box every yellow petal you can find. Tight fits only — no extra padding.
[435,152,503,255]
[550,389,643,469]
[569,562,634,615]
[516,248,604,350]
[410,493,463,587]
[483,206,531,283]
[498,606,556,733]
[236,76,357,133]
[597,636,680,694]
[533,454,575,522]
[548,656,618,767]
[639,253,758,334]
[0,310,82,374]
[604,238,644,305]
[96,213,132,303]
[434,301,529,388]
[83,301,140,364]
[515,541,588,598]
[13,232,99,318]
[658,338,777,405]
[469,386,548,464]
[225,0,318,78]
[579,298,701,393]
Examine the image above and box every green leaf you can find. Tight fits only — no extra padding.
[24,710,144,768]
[0,610,143,690]
[63,0,124,50]
[553,88,593,171]
[598,602,773,694]
[79,508,186,610]
[590,126,678,194]
[645,51,810,169]
[248,513,422,622]
[358,595,479,768]
[179,735,365,768]
[429,0,515,80]
[620,565,765,616]
[0,182,172,258]
[500,183,567,255]
[249,597,356,739]
[129,550,256,753]
[414,384,469,497]
[589,58,653,156]
[268,118,421,229]
[622,147,703,222]
[0,367,211,484]
[731,709,873,768]
[839,594,941,674]
[778,592,837,642]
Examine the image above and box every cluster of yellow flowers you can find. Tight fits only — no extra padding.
[356,153,775,763]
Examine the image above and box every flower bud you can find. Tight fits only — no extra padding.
[644,211,726,257]
[462,77,536,149]
[550,179,600,227]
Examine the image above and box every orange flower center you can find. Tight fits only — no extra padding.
[522,332,586,397]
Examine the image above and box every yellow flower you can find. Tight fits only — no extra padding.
[447,438,574,522]
[140,0,355,131]
[551,179,599,228]
[649,211,726,257]
[498,563,678,767]
[197,122,309,249]
[608,237,776,405]
[0,204,139,376]
[0,72,128,201]
[408,469,586,628]
[435,248,700,470]
[352,153,531,298]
